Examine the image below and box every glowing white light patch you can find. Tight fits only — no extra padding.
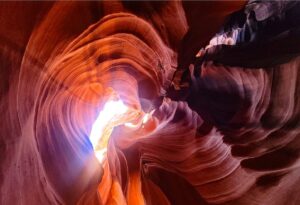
[142,113,151,124]
[90,100,128,163]
[94,148,107,164]
[124,122,139,128]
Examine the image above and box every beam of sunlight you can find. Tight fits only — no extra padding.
[90,100,128,163]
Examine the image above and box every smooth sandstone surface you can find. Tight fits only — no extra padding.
[1,1,300,205]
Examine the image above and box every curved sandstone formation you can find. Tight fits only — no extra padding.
[1,1,300,205]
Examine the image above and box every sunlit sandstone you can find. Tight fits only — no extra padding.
[1,1,300,205]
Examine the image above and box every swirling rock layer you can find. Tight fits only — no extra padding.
[1,1,300,205]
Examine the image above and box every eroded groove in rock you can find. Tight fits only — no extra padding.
[32,11,176,204]
[2,1,300,205]
[109,99,256,204]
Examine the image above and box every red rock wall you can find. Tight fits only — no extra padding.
[1,1,300,205]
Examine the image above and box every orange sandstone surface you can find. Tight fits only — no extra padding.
[1,1,300,205]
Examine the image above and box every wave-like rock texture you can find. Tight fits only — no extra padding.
[187,60,300,205]
[1,1,300,205]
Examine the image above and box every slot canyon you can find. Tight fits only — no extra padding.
[1,1,300,204]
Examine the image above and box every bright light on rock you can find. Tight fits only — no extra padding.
[124,109,154,128]
[90,100,128,163]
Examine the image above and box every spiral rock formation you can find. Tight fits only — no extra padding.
[1,1,300,205]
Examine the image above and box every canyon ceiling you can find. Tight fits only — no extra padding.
[1,1,300,205]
